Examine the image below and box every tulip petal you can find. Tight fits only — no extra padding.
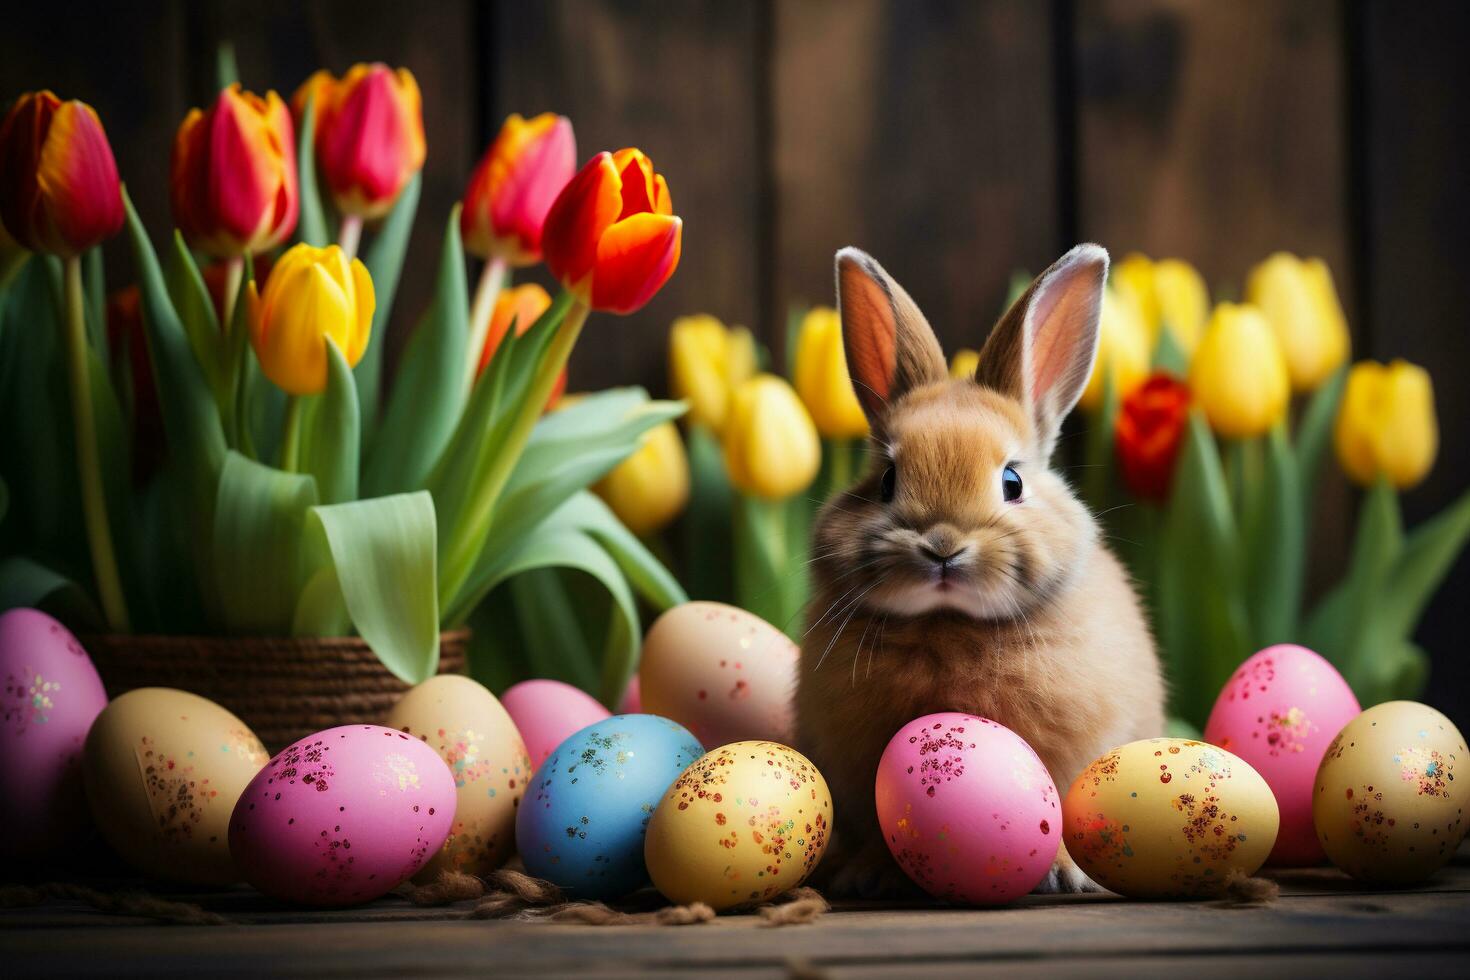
[487,115,575,262]
[347,257,376,367]
[318,64,425,218]
[207,88,283,250]
[591,213,682,314]
[32,100,123,256]
[611,148,657,221]
[542,151,623,293]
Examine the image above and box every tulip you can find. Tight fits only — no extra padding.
[475,283,565,406]
[1189,303,1290,439]
[594,421,690,535]
[1334,359,1437,489]
[293,64,425,223]
[171,85,298,259]
[1115,373,1191,502]
[1246,252,1351,392]
[0,91,123,257]
[794,306,869,439]
[1079,287,1150,413]
[949,348,980,380]
[1111,253,1208,356]
[723,374,820,499]
[461,113,576,266]
[247,243,374,396]
[668,314,755,433]
[542,149,682,314]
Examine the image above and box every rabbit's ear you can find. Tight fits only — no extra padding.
[976,244,1108,458]
[835,247,947,429]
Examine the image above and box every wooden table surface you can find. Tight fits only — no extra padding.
[5,850,1468,978]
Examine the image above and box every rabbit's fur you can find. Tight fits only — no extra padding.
[796,245,1164,896]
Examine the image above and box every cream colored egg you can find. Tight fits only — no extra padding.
[640,602,798,748]
[1062,738,1279,898]
[1313,700,1466,884]
[385,675,530,878]
[644,741,831,910]
[82,687,269,884]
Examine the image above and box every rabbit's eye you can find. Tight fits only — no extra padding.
[880,464,897,503]
[1002,465,1023,502]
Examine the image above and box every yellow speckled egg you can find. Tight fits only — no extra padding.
[82,688,269,884]
[384,675,531,879]
[1313,700,1467,884]
[644,741,831,910]
[1062,738,1279,898]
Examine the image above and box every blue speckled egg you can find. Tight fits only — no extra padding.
[516,714,703,899]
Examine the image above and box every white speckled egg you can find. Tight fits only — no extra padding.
[1313,701,1466,884]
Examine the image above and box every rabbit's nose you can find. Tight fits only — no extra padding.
[919,543,963,565]
[919,528,967,565]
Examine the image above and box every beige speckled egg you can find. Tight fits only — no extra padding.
[644,741,831,910]
[82,688,269,884]
[384,675,530,878]
[1062,738,1279,898]
[1313,700,1466,884]
[639,602,798,749]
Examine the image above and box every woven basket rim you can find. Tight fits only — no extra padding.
[81,628,470,651]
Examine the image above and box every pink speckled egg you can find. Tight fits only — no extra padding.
[229,725,456,905]
[1204,644,1360,865]
[875,713,1059,904]
[0,608,108,860]
[500,679,610,769]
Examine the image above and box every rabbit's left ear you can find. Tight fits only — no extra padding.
[976,244,1108,458]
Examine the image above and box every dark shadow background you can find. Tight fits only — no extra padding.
[3,0,1466,727]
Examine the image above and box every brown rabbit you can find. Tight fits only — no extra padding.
[797,245,1164,895]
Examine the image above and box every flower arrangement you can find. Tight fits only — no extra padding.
[0,61,688,705]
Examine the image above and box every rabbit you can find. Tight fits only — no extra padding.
[796,244,1165,897]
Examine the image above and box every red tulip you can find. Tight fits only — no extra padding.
[461,113,575,266]
[541,148,681,314]
[1115,372,1192,502]
[0,91,124,257]
[171,85,298,257]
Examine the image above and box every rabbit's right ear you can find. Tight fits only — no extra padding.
[835,248,947,430]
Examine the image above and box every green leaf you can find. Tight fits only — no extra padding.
[216,41,239,90]
[1083,367,1119,513]
[356,172,422,434]
[295,96,330,248]
[1164,716,1203,740]
[734,494,809,638]
[1242,423,1303,646]
[82,247,107,358]
[164,231,228,405]
[1295,363,1347,511]
[509,566,601,694]
[682,423,735,603]
[555,491,688,611]
[1373,484,1470,644]
[305,492,439,683]
[298,338,360,504]
[363,204,467,495]
[0,556,104,630]
[1152,324,1189,376]
[212,451,318,633]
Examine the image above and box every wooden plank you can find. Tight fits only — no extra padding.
[770,0,1061,360]
[487,0,765,396]
[1357,2,1470,732]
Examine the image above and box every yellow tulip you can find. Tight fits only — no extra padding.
[1111,252,1207,356]
[723,374,820,499]
[668,314,755,432]
[594,421,691,535]
[1078,287,1150,412]
[950,348,980,380]
[248,243,374,395]
[1246,252,1350,392]
[1189,303,1290,439]
[1111,253,1159,335]
[1334,360,1437,489]
[793,306,869,439]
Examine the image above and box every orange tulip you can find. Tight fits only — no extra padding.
[171,85,298,257]
[461,113,575,265]
[475,282,566,407]
[0,91,123,257]
[293,64,425,219]
[541,149,681,314]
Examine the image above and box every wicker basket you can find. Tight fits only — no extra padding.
[84,631,469,752]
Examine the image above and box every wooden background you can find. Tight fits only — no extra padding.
[3,0,1467,725]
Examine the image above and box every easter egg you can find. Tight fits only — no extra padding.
[384,675,531,878]
[645,741,832,911]
[501,679,610,769]
[516,714,702,900]
[229,725,456,905]
[620,675,642,714]
[1062,738,1279,898]
[639,601,798,748]
[83,688,269,884]
[873,714,1059,904]
[0,608,108,860]
[1204,644,1360,865]
[1313,700,1467,884]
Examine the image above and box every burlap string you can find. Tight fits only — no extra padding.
[0,882,226,925]
[1218,870,1281,907]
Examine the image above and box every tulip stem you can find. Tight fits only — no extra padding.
[61,256,131,633]
[279,395,304,472]
[221,256,244,328]
[464,256,508,392]
[338,215,364,260]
